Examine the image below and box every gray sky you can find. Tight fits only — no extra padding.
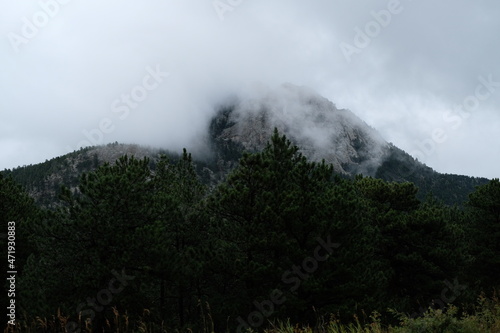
[1,0,499,179]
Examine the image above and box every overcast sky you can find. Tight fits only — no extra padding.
[1,0,499,178]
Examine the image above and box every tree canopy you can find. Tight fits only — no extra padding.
[1,131,498,332]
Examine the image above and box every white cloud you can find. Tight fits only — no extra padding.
[0,0,499,178]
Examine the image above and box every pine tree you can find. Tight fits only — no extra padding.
[20,152,209,330]
[0,173,39,327]
[355,176,469,314]
[22,156,160,330]
[467,178,500,294]
[150,150,207,327]
[207,129,384,327]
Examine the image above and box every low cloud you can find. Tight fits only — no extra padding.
[0,0,499,178]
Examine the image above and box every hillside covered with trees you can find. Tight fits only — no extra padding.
[1,130,499,332]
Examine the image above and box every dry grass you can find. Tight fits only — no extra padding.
[3,296,500,333]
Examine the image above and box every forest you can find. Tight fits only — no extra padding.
[1,129,499,332]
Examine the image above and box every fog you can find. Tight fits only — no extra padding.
[1,0,499,178]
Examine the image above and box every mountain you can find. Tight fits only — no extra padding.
[209,84,490,204]
[0,143,221,208]
[210,84,388,176]
[1,84,490,207]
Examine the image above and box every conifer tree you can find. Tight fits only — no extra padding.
[467,178,500,294]
[207,129,384,326]
[0,173,39,327]
[355,176,469,314]
[151,150,207,327]
[23,156,160,330]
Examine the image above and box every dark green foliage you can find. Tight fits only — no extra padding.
[1,131,498,332]
[17,152,208,330]
[206,129,385,327]
[0,173,38,273]
[376,144,489,205]
[1,135,489,209]
[150,150,208,327]
[0,174,39,328]
[20,156,159,320]
[466,179,500,294]
[0,144,183,208]
[1,147,95,207]
[355,177,472,316]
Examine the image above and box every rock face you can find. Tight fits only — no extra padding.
[212,83,390,175]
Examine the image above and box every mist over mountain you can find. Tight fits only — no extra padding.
[212,83,389,175]
[2,84,489,207]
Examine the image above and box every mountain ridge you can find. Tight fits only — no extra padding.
[1,84,491,207]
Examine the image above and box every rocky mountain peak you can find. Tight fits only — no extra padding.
[212,83,390,175]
